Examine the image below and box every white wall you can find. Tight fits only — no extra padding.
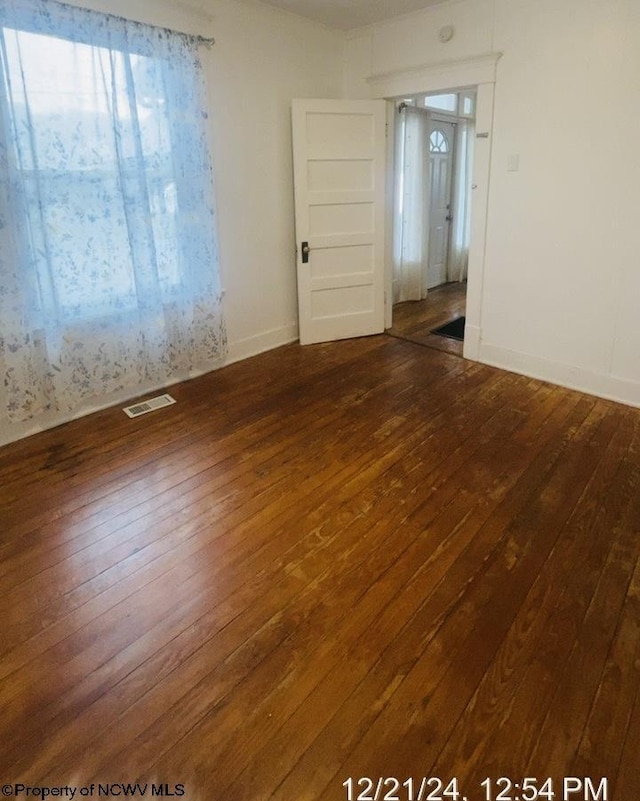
[200,0,344,362]
[345,0,640,407]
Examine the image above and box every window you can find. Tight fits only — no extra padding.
[430,129,450,153]
[424,93,458,113]
[0,0,225,425]
[460,91,476,118]
[1,23,213,321]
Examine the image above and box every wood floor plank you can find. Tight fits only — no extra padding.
[0,354,485,675]
[0,347,445,593]
[431,409,639,785]
[311,402,618,788]
[615,645,640,798]
[7,364,512,779]
[0,339,419,547]
[1,336,639,800]
[0,341,466,564]
[0,335,387,509]
[93,376,555,787]
[0,354,500,768]
[242,398,607,801]
[570,549,640,785]
[155,388,589,797]
[522,437,640,778]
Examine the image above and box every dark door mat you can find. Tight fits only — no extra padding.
[431,316,465,341]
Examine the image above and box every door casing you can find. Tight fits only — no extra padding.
[369,53,501,360]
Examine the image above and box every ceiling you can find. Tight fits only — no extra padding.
[257,0,447,31]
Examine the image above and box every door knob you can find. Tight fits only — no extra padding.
[301,242,310,263]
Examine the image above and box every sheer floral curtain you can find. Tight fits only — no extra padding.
[0,0,225,443]
[449,117,475,282]
[392,104,431,303]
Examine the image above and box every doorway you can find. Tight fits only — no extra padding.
[388,281,467,355]
[388,90,476,354]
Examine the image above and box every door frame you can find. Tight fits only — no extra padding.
[369,52,501,361]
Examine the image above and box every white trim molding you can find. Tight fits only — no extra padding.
[369,52,501,362]
[367,52,502,99]
[226,322,299,366]
[479,342,640,410]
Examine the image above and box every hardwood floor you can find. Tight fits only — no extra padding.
[1,336,639,800]
[388,282,467,356]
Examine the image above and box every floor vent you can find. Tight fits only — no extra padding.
[123,394,176,419]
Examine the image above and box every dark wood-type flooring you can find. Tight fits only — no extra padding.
[1,335,640,800]
[388,282,467,356]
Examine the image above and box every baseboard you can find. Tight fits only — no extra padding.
[226,322,299,365]
[479,341,640,409]
[462,323,481,361]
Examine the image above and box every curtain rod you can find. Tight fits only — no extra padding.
[194,36,216,49]
[398,102,429,115]
[398,102,460,124]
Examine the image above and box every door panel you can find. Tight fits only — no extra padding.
[427,120,455,289]
[308,160,373,191]
[310,245,374,279]
[292,99,386,345]
[309,202,373,236]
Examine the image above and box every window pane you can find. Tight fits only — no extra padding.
[2,28,190,319]
[463,95,475,116]
[429,129,450,154]
[424,93,458,113]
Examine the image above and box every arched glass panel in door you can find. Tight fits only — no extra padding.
[429,129,449,154]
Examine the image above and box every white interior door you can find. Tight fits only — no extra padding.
[427,120,455,289]
[292,99,386,345]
